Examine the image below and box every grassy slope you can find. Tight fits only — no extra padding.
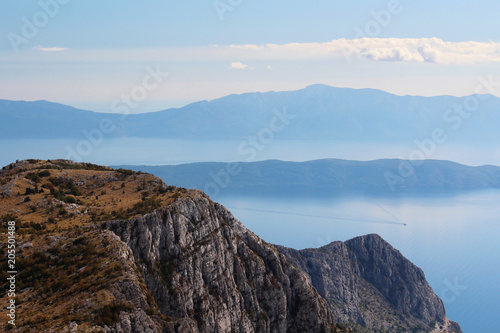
[0,159,190,332]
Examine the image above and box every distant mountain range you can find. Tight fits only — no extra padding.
[2,84,500,143]
[116,158,500,196]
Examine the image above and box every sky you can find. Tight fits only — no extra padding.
[1,0,500,113]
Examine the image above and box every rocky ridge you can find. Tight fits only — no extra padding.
[103,192,343,332]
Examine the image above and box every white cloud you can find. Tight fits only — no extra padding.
[229,38,500,64]
[230,61,249,69]
[267,65,273,71]
[344,38,500,64]
[33,46,68,52]
[4,38,499,65]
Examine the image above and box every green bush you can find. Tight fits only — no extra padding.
[63,196,76,204]
[25,172,41,183]
[94,301,134,326]
[38,170,51,178]
[130,197,161,215]
[115,168,137,176]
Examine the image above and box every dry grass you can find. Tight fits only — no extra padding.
[0,159,188,231]
[0,159,191,331]
[0,228,132,331]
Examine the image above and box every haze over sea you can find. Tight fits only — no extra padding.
[2,138,500,168]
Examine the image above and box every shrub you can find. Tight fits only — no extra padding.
[38,170,51,178]
[94,301,134,326]
[63,196,76,204]
[25,172,41,183]
[115,168,136,176]
[24,187,36,195]
[72,236,87,245]
[131,197,161,215]
[30,222,45,231]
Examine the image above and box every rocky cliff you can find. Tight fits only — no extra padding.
[0,160,461,332]
[102,192,343,332]
[277,236,462,332]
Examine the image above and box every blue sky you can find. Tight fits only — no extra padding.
[1,0,500,112]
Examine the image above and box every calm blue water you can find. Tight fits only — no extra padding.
[2,138,500,167]
[217,190,500,333]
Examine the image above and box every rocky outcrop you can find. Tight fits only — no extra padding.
[346,235,446,324]
[103,191,344,333]
[277,235,462,333]
[103,191,461,333]
[99,231,162,333]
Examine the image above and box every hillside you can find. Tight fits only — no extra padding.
[0,100,124,139]
[117,158,500,196]
[0,160,461,332]
[2,84,500,143]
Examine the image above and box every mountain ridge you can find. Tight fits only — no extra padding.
[116,158,500,197]
[3,83,496,115]
[2,84,500,142]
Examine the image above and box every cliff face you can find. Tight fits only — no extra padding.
[0,160,462,332]
[277,236,462,333]
[103,192,342,333]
